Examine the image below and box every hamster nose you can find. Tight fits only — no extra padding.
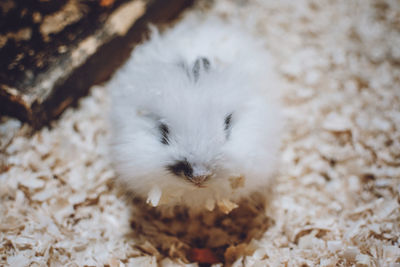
[167,159,193,178]
[167,160,211,185]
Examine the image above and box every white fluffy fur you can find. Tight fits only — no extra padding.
[109,14,281,208]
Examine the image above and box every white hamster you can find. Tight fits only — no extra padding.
[109,14,281,210]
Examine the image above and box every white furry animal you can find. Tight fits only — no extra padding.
[109,14,281,210]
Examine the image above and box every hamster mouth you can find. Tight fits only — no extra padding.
[188,175,210,188]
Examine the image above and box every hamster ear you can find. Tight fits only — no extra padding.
[192,57,210,82]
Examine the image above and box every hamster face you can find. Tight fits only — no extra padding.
[109,18,281,208]
[151,58,233,187]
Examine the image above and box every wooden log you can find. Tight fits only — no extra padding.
[0,0,193,129]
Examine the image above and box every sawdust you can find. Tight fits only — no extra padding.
[1,0,400,266]
[229,175,245,190]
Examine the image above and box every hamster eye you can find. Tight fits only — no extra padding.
[159,123,170,145]
[224,113,233,139]
[224,113,233,131]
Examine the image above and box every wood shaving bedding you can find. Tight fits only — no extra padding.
[1,0,400,266]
